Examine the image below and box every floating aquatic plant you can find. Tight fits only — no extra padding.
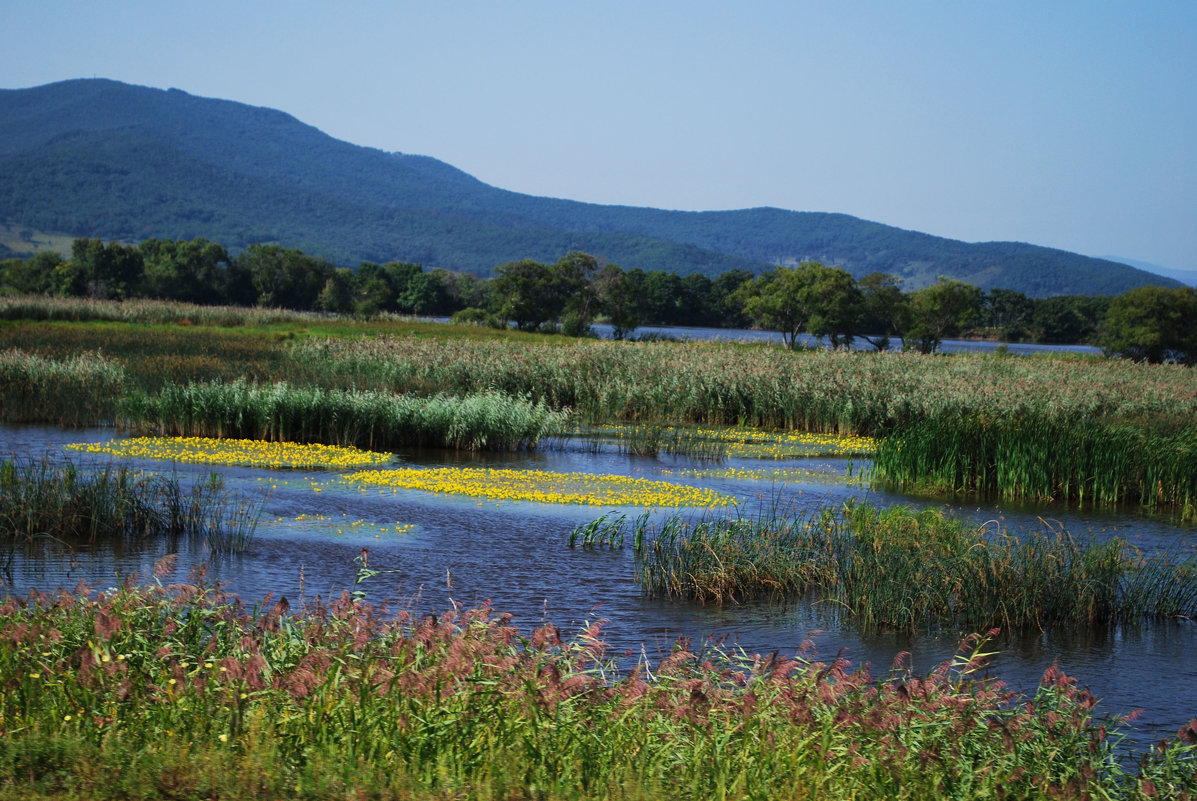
[343,466,735,508]
[67,435,394,470]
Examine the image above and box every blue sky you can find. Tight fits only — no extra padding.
[3,1,1195,272]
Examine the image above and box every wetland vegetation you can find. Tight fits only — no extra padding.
[1,579,1195,800]
[616,502,1197,629]
[2,295,1196,798]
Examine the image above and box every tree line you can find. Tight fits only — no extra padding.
[1,238,1192,362]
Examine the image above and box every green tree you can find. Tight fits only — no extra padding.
[903,278,983,354]
[1029,296,1088,344]
[595,263,642,340]
[857,272,908,351]
[0,251,62,295]
[492,259,560,331]
[139,238,231,304]
[640,271,684,325]
[805,265,862,349]
[317,268,357,315]
[1100,286,1197,364]
[740,261,852,350]
[553,252,600,336]
[984,288,1034,342]
[677,274,716,327]
[398,270,448,315]
[71,238,144,299]
[712,269,755,328]
[240,244,333,310]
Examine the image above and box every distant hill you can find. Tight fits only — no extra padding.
[1101,256,1196,288]
[0,78,1181,296]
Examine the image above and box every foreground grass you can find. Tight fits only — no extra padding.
[1,578,1194,800]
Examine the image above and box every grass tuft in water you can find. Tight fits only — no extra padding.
[626,501,1197,631]
[874,411,1197,520]
[0,458,262,564]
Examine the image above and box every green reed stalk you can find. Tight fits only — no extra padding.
[874,412,1197,520]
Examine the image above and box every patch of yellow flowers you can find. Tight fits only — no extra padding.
[343,466,734,508]
[290,512,415,535]
[585,425,875,460]
[67,436,394,470]
[661,466,860,485]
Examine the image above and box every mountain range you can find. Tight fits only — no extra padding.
[0,78,1180,296]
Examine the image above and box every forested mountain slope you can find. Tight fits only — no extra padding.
[0,79,1178,295]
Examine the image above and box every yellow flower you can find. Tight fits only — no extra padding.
[66,436,393,470]
[344,466,734,508]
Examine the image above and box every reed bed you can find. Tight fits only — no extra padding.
[1,580,1194,800]
[0,349,126,426]
[6,316,1195,435]
[0,458,260,559]
[0,294,317,326]
[0,323,298,393]
[4,318,1195,517]
[623,502,1197,631]
[292,335,1197,431]
[873,412,1197,520]
[120,380,568,452]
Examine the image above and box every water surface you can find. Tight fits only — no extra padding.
[2,422,1193,753]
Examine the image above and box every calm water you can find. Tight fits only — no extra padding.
[2,422,1193,753]
[584,321,1102,355]
[428,316,1103,355]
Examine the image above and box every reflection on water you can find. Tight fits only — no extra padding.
[2,422,1194,753]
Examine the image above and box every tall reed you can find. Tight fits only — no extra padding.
[292,335,1197,431]
[0,458,261,561]
[1,581,1193,799]
[873,411,1197,520]
[0,294,317,326]
[121,380,569,451]
[0,349,126,426]
[626,502,1197,631]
